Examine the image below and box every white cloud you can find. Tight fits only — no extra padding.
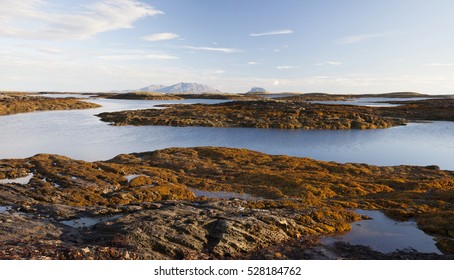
[423,63,454,66]
[183,46,242,53]
[97,53,178,60]
[248,62,258,65]
[0,0,163,40]
[277,65,299,70]
[250,29,293,37]
[337,33,388,44]
[315,61,343,66]
[142,32,179,41]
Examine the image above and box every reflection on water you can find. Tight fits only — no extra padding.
[0,206,12,213]
[0,173,34,185]
[311,97,430,107]
[189,188,257,200]
[124,174,144,183]
[322,210,441,254]
[60,214,123,228]
[0,98,453,170]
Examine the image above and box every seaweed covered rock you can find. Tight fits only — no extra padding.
[0,94,100,115]
[1,147,454,259]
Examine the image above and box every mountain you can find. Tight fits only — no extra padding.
[113,82,221,94]
[247,87,268,93]
[138,84,166,92]
[154,82,220,94]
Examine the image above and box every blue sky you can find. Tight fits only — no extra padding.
[1,0,454,93]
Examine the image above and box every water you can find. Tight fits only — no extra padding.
[311,97,431,107]
[60,214,123,228]
[0,206,12,213]
[0,98,453,170]
[189,188,258,200]
[0,173,34,185]
[322,210,441,254]
[125,174,144,183]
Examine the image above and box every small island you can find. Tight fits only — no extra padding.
[96,98,454,129]
[97,100,404,129]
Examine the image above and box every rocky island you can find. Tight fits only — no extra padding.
[97,100,406,129]
[96,98,454,129]
[1,147,453,259]
[0,93,100,115]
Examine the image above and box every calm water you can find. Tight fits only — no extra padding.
[0,98,453,170]
[60,214,123,228]
[322,210,441,254]
[311,97,431,107]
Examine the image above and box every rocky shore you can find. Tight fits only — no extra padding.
[96,98,453,129]
[1,147,453,259]
[0,94,100,115]
[97,100,406,129]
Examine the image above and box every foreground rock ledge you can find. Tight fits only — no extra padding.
[1,147,453,259]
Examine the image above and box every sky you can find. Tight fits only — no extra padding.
[1,0,454,94]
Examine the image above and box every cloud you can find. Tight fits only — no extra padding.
[315,61,343,66]
[337,33,388,44]
[422,63,454,66]
[250,29,293,37]
[0,0,163,40]
[277,65,299,70]
[183,46,242,53]
[248,62,259,65]
[142,32,179,41]
[97,53,178,60]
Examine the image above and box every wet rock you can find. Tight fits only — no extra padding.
[97,100,406,129]
[1,147,454,259]
[97,98,454,129]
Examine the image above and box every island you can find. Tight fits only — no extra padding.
[96,98,453,129]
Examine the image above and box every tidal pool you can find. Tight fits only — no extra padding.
[189,188,258,200]
[0,173,34,185]
[322,210,442,254]
[60,214,123,228]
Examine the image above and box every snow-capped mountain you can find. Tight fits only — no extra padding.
[154,82,220,94]
[138,84,166,92]
[114,82,221,94]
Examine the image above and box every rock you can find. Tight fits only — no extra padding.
[0,94,100,116]
[1,147,454,259]
[129,176,153,187]
[96,100,408,129]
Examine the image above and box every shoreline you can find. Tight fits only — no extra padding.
[1,147,453,259]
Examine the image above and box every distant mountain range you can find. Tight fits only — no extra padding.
[247,87,268,93]
[114,82,221,94]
